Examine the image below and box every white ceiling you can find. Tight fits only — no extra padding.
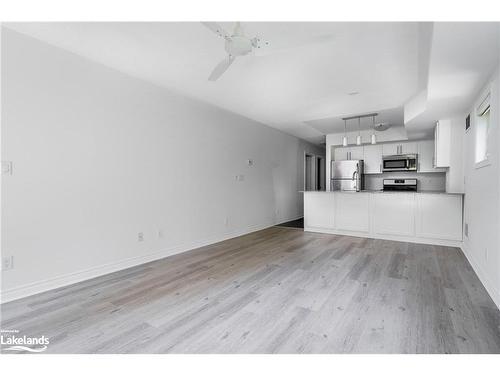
[306,107,403,134]
[5,22,498,145]
[405,22,500,137]
[5,22,421,144]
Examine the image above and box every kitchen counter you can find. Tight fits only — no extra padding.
[303,189,463,246]
[300,190,464,195]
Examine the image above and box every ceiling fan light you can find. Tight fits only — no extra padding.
[342,136,348,147]
[371,133,377,144]
[356,135,362,145]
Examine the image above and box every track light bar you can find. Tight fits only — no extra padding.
[342,113,378,121]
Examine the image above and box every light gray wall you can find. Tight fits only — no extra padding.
[462,66,500,309]
[0,28,324,301]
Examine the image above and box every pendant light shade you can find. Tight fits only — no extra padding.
[356,117,362,145]
[371,115,377,144]
[342,119,348,147]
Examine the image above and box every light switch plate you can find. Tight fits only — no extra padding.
[2,256,14,271]
[1,161,13,175]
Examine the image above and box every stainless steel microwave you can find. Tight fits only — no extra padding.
[382,154,418,172]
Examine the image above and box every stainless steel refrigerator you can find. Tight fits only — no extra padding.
[330,160,364,191]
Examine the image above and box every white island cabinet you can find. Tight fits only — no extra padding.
[334,192,370,233]
[303,191,463,246]
[304,192,335,230]
[372,192,415,237]
[415,194,463,240]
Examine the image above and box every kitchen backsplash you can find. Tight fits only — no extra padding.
[364,172,446,191]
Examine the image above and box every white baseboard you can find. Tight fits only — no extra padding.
[460,243,500,310]
[304,227,463,248]
[1,217,297,304]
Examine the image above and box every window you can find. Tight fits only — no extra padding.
[475,92,491,167]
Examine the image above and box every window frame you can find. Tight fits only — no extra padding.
[474,89,492,169]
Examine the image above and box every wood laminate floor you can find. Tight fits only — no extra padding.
[2,227,500,354]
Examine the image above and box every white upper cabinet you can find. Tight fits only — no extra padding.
[382,143,399,156]
[334,146,364,161]
[334,147,350,161]
[434,120,451,167]
[363,144,382,174]
[383,142,417,156]
[417,140,446,173]
[401,142,417,154]
[349,146,364,160]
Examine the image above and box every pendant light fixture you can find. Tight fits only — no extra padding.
[356,117,362,145]
[342,119,348,147]
[371,115,377,144]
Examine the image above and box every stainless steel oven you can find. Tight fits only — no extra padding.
[382,154,417,172]
[383,178,417,191]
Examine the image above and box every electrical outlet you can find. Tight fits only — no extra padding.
[138,232,144,242]
[158,229,163,239]
[2,256,14,271]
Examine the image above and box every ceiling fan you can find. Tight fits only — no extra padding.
[202,22,269,81]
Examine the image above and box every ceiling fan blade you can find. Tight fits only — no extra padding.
[201,22,229,38]
[208,55,235,81]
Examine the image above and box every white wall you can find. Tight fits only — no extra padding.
[0,29,324,301]
[461,66,500,309]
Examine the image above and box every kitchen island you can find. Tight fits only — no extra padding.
[302,190,463,246]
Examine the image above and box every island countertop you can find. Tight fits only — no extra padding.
[300,190,464,196]
[303,189,463,247]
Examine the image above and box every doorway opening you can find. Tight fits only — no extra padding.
[304,153,315,191]
[316,156,325,190]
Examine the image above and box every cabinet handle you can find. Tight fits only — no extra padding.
[418,162,420,171]
[380,164,382,173]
